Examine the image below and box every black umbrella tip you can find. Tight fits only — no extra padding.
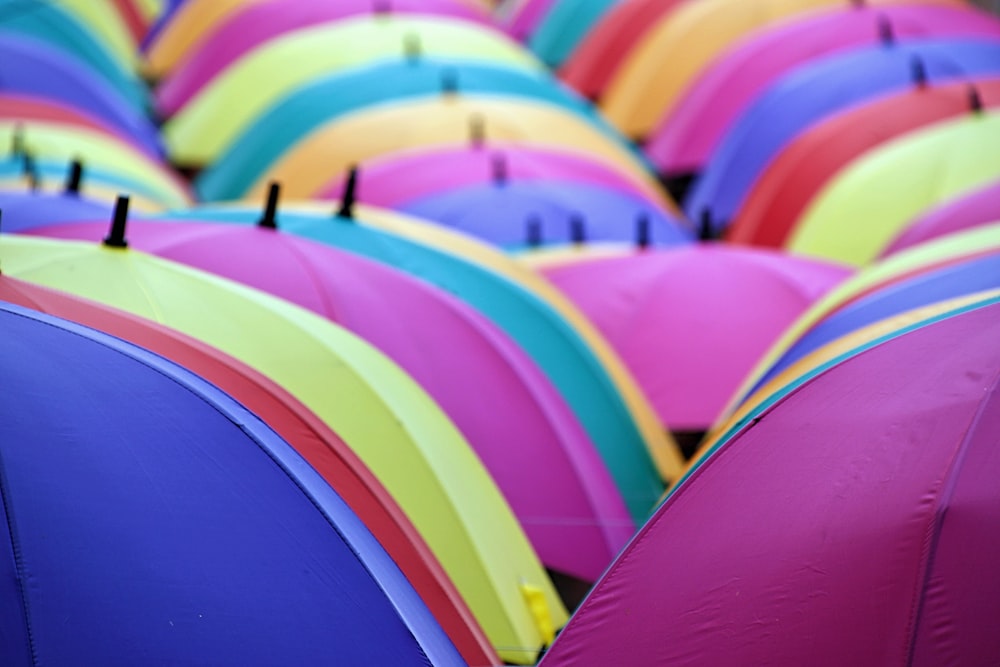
[525,214,543,248]
[877,14,894,46]
[403,33,421,62]
[65,158,84,196]
[258,181,280,229]
[698,208,717,242]
[911,55,928,88]
[569,213,586,245]
[491,152,508,186]
[969,85,984,114]
[441,68,458,96]
[336,164,359,220]
[635,212,651,249]
[103,195,130,248]
[469,114,486,149]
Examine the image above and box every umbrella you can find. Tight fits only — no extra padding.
[787,109,1000,265]
[686,38,1000,230]
[159,201,684,517]
[881,177,1000,257]
[599,0,964,139]
[528,243,851,435]
[645,4,1000,177]
[540,292,1000,666]
[0,230,566,664]
[164,56,614,174]
[0,301,464,666]
[497,0,555,41]
[522,0,618,68]
[39,0,138,69]
[727,78,1000,248]
[159,15,540,166]
[0,274,498,666]
[31,215,636,586]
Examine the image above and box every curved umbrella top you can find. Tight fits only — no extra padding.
[0,300,465,666]
[32,217,635,586]
[541,293,1000,667]
[46,0,138,66]
[159,15,540,165]
[0,232,567,664]
[727,77,1000,249]
[881,177,1000,257]
[645,3,1000,175]
[498,0,555,41]
[0,191,119,232]
[599,0,964,139]
[158,201,684,517]
[203,96,661,202]
[164,56,617,172]
[525,0,618,68]
[531,243,850,431]
[788,109,1000,265]
[0,274,498,667]
[686,38,1000,229]
[0,33,162,156]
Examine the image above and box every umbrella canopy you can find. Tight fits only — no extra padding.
[882,178,1000,257]
[498,0,555,41]
[727,78,1000,248]
[44,0,138,67]
[645,4,1000,176]
[0,300,464,666]
[159,15,540,166]
[522,0,618,68]
[598,0,964,139]
[528,243,850,432]
[788,109,1000,265]
[0,232,566,664]
[159,202,684,517]
[0,274,498,666]
[31,217,635,585]
[200,96,661,202]
[540,293,1000,667]
[164,56,612,174]
[0,191,118,232]
[686,38,1000,230]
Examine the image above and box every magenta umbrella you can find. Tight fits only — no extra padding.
[880,178,1000,258]
[30,216,635,583]
[540,294,1000,666]
[155,0,492,117]
[536,244,850,435]
[644,4,1000,176]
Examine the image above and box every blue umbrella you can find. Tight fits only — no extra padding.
[0,301,462,665]
[0,190,116,233]
[686,38,1000,230]
[400,179,691,248]
[194,57,642,201]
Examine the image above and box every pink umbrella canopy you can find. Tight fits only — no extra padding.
[31,216,635,583]
[644,4,1000,176]
[540,295,1000,666]
[537,244,850,433]
[880,178,1000,258]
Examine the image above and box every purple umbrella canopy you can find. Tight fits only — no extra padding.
[30,215,635,583]
[540,295,1000,666]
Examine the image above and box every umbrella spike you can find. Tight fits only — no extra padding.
[469,114,486,149]
[491,152,508,186]
[526,215,542,247]
[22,152,38,192]
[570,214,586,245]
[103,195,130,248]
[65,158,83,196]
[969,84,984,113]
[403,33,421,62]
[258,181,280,229]
[441,68,458,96]
[910,55,928,88]
[636,212,651,249]
[11,123,24,159]
[337,165,359,220]
[699,208,716,242]
[877,14,894,46]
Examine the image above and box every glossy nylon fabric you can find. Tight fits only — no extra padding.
[541,297,1000,667]
[0,234,564,664]
[0,33,161,156]
[0,161,172,212]
[727,78,1000,249]
[526,0,617,68]
[0,276,497,667]
[158,205,673,521]
[789,111,1000,265]
[32,218,635,585]
[399,180,688,249]
[183,57,628,195]
[646,4,1000,174]
[686,38,1000,228]
[882,178,1000,257]
[0,302,461,666]
[536,244,850,431]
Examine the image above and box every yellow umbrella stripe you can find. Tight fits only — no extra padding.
[788,112,1000,266]
[50,0,139,67]
[162,16,542,165]
[0,175,165,213]
[0,234,567,664]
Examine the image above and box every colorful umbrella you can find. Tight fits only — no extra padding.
[31,216,636,585]
[881,177,1000,257]
[540,293,1000,667]
[522,0,618,68]
[527,243,850,434]
[0,301,464,666]
[727,78,1000,248]
[159,15,540,166]
[0,231,566,664]
[645,4,1000,177]
[45,0,139,67]
[686,38,1000,230]
[788,109,1000,265]
[0,274,498,666]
